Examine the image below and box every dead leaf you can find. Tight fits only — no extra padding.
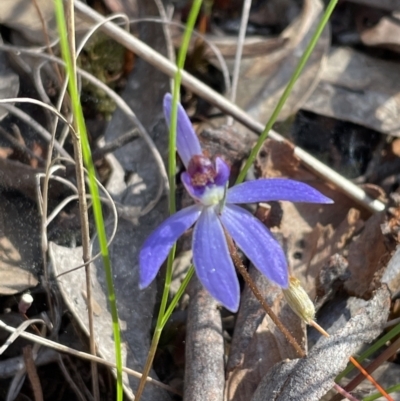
[50,1,172,399]
[50,241,169,401]
[226,268,305,401]
[303,47,400,136]
[359,13,400,52]
[240,0,329,123]
[256,139,365,298]
[0,263,38,296]
[0,147,13,158]
[0,193,39,295]
[0,35,19,121]
[0,0,88,45]
[346,0,400,13]
[316,254,350,308]
[344,212,391,297]
[251,285,390,401]
[0,158,41,201]
[382,245,400,299]
[284,208,362,299]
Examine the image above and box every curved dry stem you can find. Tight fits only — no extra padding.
[34,61,54,106]
[54,12,130,127]
[56,355,87,401]
[6,321,47,401]
[0,97,75,135]
[0,319,180,396]
[73,0,385,213]
[153,0,176,91]
[0,319,47,356]
[0,43,169,216]
[129,17,231,94]
[35,162,119,277]
[227,0,251,125]
[0,102,70,159]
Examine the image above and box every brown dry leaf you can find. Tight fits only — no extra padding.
[0,193,39,295]
[225,138,371,399]
[256,139,366,297]
[182,0,328,122]
[344,212,391,298]
[225,268,305,401]
[0,237,38,295]
[251,285,391,401]
[348,0,400,13]
[303,46,400,137]
[0,157,42,201]
[255,139,302,179]
[284,208,362,299]
[0,147,13,158]
[50,1,172,399]
[0,35,19,121]
[242,0,329,123]
[359,13,400,52]
[382,245,400,299]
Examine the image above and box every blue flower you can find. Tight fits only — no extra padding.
[139,93,333,312]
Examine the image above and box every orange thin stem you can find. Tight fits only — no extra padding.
[310,321,393,401]
[348,356,393,401]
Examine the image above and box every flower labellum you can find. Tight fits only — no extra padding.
[139,93,333,312]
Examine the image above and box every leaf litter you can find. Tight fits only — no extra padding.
[0,0,400,400]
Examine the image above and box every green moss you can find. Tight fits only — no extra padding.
[78,32,126,119]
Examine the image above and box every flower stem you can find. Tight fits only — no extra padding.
[135,2,203,400]
[225,234,305,358]
[235,0,338,185]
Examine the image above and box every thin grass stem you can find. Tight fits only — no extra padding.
[134,2,203,400]
[74,0,384,213]
[336,322,400,381]
[64,4,99,398]
[54,1,123,400]
[236,0,338,184]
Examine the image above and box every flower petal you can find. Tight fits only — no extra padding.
[226,178,333,205]
[220,204,288,288]
[214,157,230,186]
[193,206,240,312]
[163,93,202,167]
[139,205,202,288]
[181,171,204,201]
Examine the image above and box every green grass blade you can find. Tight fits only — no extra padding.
[54,2,123,400]
[336,322,400,381]
[236,0,338,184]
[134,2,202,399]
[157,0,203,329]
[363,383,400,401]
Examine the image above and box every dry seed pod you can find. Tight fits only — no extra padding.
[282,276,315,324]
